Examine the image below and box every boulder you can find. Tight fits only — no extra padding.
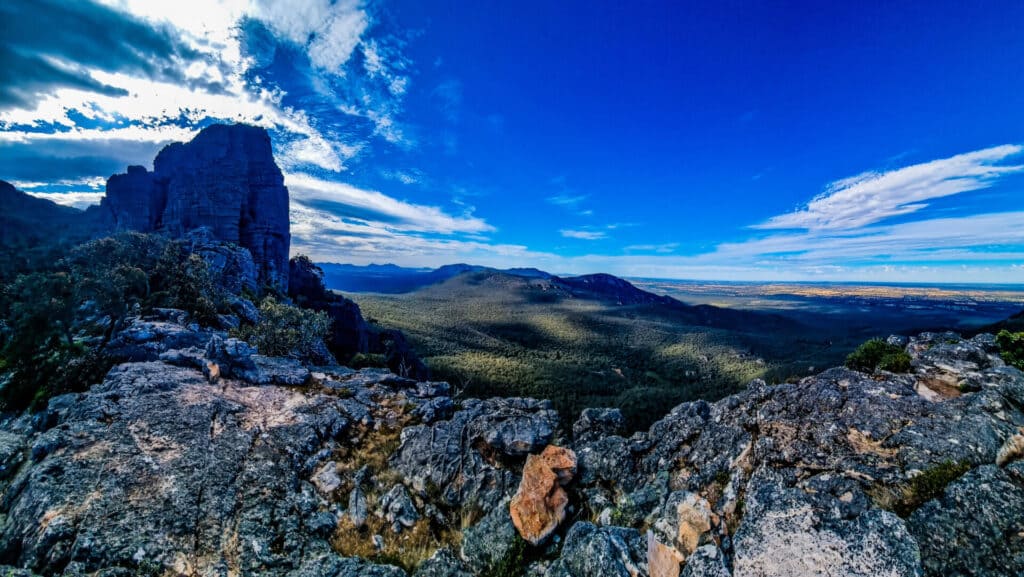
[234,355,311,386]
[573,407,626,442]
[185,227,259,294]
[648,531,684,577]
[907,463,1024,577]
[312,461,341,495]
[652,491,713,558]
[348,485,369,528]
[732,468,920,577]
[460,499,518,574]
[379,484,420,533]
[544,522,647,577]
[414,549,474,577]
[680,546,730,577]
[509,445,577,545]
[392,397,560,511]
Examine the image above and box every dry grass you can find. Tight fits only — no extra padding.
[332,513,448,572]
[846,428,898,459]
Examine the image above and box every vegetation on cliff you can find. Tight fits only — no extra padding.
[0,232,259,410]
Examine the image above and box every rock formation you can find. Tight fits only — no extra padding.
[1,320,1023,576]
[101,124,290,290]
[509,445,577,545]
[288,255,428,379]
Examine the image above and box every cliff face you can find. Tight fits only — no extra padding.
[288,256,428,379]
[102,124,290,290]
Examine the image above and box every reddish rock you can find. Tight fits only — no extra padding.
[648,531,684,577]
[509,445,577,545]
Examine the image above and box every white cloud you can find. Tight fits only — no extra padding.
[25,191,105,209]
[560,229,606,240]
[286,172,493,234]
[254,0,368,72]
[624,243,679,254]
[2,0,405,174]
[757,145,1024,231]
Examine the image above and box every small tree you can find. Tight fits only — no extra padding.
[67,233,163,340]
[846,338,912,373]
[232,297,330,359]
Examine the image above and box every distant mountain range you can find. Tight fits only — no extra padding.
[318,262,676,305]
[317,262,552,294]
[0,181,105,247]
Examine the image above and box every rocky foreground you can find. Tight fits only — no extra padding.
[1,313,1023,576]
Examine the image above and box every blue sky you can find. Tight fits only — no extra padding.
[2,0,1024,283]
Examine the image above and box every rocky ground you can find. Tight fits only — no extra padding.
[1,311,1023,576]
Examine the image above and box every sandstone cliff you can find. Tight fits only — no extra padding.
[101,124,290,290]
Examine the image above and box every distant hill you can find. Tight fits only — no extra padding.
[0,180,109,283]
[978,309,1024,334]
[318,262,553,293]
[0,180,97,246]
[353,269,818,428]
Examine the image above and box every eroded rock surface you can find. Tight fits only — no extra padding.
[1,327,1023,576]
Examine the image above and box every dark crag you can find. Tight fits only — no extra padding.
[101,124,291,291]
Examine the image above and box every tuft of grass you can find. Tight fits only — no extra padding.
[868,460,971,517]
[332,515,445,573]
[484,533,528,577]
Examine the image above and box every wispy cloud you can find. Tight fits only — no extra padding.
[286,173,493,235]
[547,194,588,206]
[25,191,105,209]
[757,145,1024,231]
[254,0,368,73]
[560,229,606,240]
[624,243,679,254]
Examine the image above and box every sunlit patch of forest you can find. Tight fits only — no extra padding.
[353,272,844,430]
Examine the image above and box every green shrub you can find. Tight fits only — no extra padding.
[0,343,113,411]
[232,297,330,358]
[845,339,912,373]
[996,330,1024,370]
[896,459,971,517]
[877,351,912,373]
[348,352,388,369]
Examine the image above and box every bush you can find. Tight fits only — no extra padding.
[0,343,113,411]
[996,330,1024,370]
[232,297,330,359]
[0,232,239,410]
[846,339,912,373]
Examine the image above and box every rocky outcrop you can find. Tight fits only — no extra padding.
[509,445,577,545]
[391,397,560,512]
[1,324,1023,576]
[101,124,290,290]
[0,310,451,576]
[289,255,428,379]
